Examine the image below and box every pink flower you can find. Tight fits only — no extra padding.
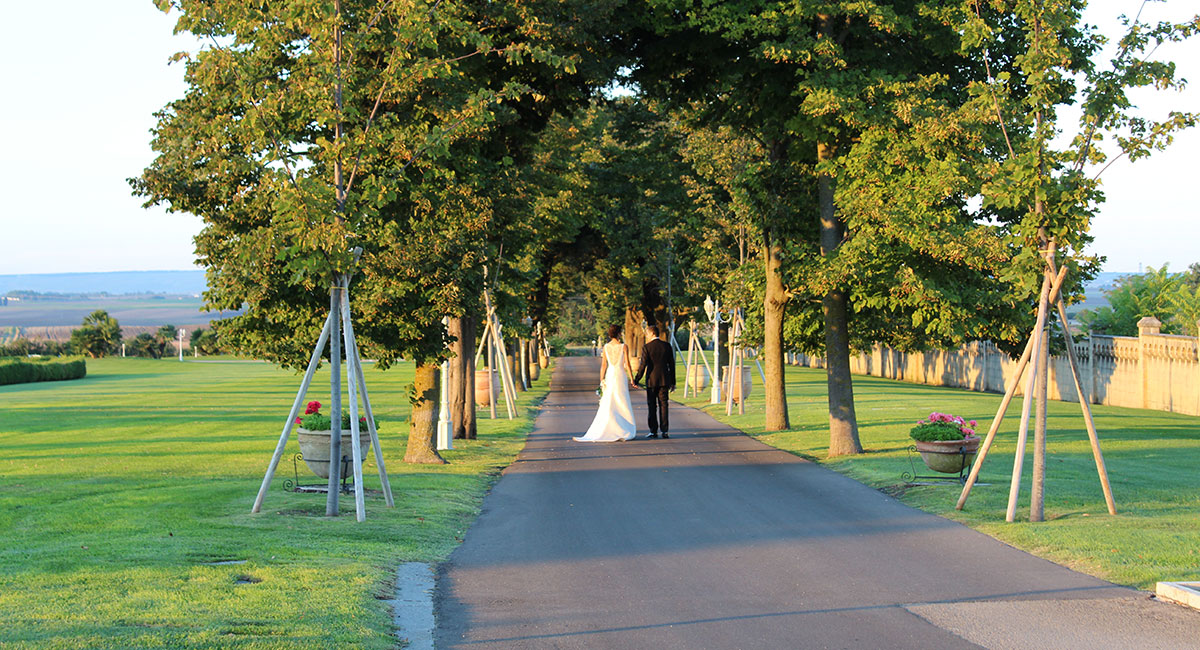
[969,420,977,427]
[295,417,302,424]
[305,401,321,415]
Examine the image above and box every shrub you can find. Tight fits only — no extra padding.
[295,401,377,431]
[0,357,87,386]
[910,412,977,442]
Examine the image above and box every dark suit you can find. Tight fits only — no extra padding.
[634,337,676,435]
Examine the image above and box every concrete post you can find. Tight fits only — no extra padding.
[1138,316,1162,409]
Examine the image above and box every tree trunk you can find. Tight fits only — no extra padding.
[819,141,862,457]
[404,362,446,464]
[448,316,467,440]
[763,228,791,431]
[462,313,477,439]
[623,307,645,367]
[507,340,525,392]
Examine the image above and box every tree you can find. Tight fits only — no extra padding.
[135,0,581,467]
[70,310,121,358]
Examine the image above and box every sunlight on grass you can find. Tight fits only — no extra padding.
[0,356,551,649]
[683,366,1200,590]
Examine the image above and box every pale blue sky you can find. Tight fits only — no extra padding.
[0,1,1195,275]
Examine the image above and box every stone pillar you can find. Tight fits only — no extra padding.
[1138,316,1162,409]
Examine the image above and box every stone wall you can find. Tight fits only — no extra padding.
[786,318,1200,416]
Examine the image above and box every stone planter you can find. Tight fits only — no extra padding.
[539,352,549,369]
[528,362,540,382]
[913,437,980,474]
[725,365,753,404]
[297,428,371,479]
[687,364,709,392]
[474,369,492,407]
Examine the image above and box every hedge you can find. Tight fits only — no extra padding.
[0,357,87,386]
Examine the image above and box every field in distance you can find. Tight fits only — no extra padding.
[0,294,239,342]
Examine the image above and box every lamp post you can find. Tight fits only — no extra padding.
[703,296,731,404]
[437,317,453,450]
[178,329,186,362]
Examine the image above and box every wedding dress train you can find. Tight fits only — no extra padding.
[574,342,637,442]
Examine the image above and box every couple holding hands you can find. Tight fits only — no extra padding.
[574,323,676,443]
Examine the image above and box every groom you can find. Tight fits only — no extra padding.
[633,324,676,439]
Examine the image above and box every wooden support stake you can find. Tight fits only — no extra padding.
[1051,280,1117,515]
[326,283,344,516]
[252,311,334,514]
[340,294,366,522]
[1006,269,1053,522]
[345,314,394,507]
[958,264,1068,510]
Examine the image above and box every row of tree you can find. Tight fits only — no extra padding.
[135,0,1197,462]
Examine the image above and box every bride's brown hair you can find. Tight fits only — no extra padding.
[607,324,622,341]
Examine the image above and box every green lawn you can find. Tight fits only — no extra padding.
[0,356,549,649]
[683,366,1200,590]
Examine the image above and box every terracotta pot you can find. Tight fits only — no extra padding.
[914,437,980,473]
[539,352,549,368]
[297,428,371,479]
[528,362,540,381]
[725,365,753,403]
[474,369,492,406]
[687,364,709,392]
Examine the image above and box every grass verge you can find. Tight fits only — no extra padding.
[682,365,1200,591]
[0,356,550,649]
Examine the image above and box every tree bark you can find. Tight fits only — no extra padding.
[818,141,862,457]
[623,306,646,368]
[404,362,446,464]
[763,228,791,431]
[462,313,477,439]
[448,316,467,440]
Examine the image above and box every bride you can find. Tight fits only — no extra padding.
[574,324,637,442]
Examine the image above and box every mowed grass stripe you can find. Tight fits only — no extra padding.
[682,365,1200,590]
[0,356,549,649]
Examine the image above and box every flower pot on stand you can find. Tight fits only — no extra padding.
[297,428,372,479]
[914,437,980,473]
[687,364,709,392]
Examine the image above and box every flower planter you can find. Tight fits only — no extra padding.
[528,362,540,382]
[538,352,549,369]
[686,364,709,392]
[914,437,980,474]
[297,428,371,479]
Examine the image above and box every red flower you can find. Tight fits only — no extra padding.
[305,401,321,415]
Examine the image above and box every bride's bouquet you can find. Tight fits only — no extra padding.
[596,383,604,400]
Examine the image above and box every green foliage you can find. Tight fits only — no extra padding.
[135,0,585,368]
[0,356,86,385]
[909,412,977,442]
[0,339,72,357]
[1079,265,1200,335]
[68,309,121,358]
[190,327,222,355]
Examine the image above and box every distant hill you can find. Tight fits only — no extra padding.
[0,271,206,295]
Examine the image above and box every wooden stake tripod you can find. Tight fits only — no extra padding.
[956,244,1117,521]
[251,273,395,522]
[470,288,519,420]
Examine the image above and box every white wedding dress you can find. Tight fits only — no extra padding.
[574,341,637,442]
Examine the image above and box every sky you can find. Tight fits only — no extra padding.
[0,1,1195,276]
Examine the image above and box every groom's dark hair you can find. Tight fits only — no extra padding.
[647,324,660,337]
[607,324,622,340]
